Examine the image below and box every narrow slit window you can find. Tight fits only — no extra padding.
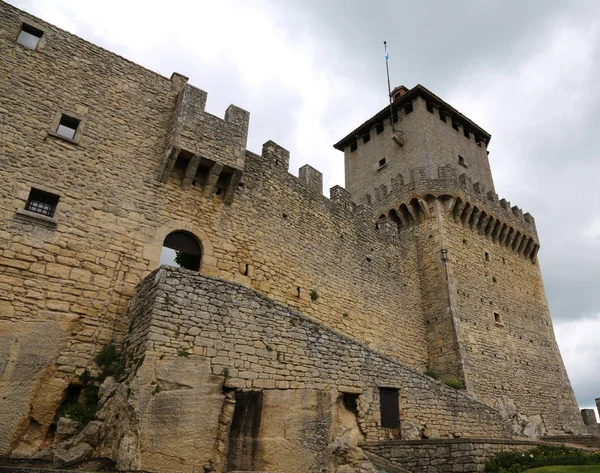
[484,252,490,261]
[25,188,59,217]
[458,155,467,167]
[379,387,400,428]
[16,23,43,50]
[56,115,80,140]
[375,122,384,134]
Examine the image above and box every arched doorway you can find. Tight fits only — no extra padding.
[160,230,202,271]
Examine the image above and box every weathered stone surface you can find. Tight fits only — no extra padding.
[55,418,81,441]
[0,320,67,456]
[401,421,423,441]
[98,376,119,401]
[54,442,93,464]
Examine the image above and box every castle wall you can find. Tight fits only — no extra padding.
[441,212,583,434]
[0,3,429,454]
[98,267,507,473]
[343,96,494,207]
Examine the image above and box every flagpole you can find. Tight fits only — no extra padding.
[384,41,395,132]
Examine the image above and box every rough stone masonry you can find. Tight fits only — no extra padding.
[0,2,593,472]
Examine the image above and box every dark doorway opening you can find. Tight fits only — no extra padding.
[379,387,400,429]
[227,390,263,472]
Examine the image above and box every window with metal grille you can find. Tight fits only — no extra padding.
[16,23,43,50]
[25,188,59,217]
[379,387,400,428]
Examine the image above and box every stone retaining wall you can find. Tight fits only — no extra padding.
[362,438,539,473]
[95,267,511,472]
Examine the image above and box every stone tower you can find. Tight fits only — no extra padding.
[334,85,583,434]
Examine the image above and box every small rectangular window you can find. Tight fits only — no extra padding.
[458,155,467,168]
[484,252,490,261]
[378,158,386,168]
[56,115,80,140]
[463,128,471,139]
[25,188,59,217]
[16,23,43,50]
[350,142,358,152]
[363,133,371,144]
[439,111,447,123]
[379,387,400,428]
[426,103,434,113]
[494,312,503,325]
[375,122,384,134]
[404,102,413,114]
[452,121,459,131]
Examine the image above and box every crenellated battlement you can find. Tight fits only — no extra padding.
[368,165,539,261]
[158,76,250,203]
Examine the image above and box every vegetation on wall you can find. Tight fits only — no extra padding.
[57,343,122,425]
[424,369,440,380]
[442,376,462,389]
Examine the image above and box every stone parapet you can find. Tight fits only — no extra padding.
[373,165,537,240]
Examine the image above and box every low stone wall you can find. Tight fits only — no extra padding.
[95,267,513,473]
[127,267,507,441]
[362,438,539,473]
[542,435,600,448]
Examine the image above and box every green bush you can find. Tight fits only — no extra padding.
[95,344,117,367]
[58,384,100,424]
[310,289,319,301]
[484,446,600,473]
[424,369,440,380]
[95,343,122,379]
[442,376,462,389]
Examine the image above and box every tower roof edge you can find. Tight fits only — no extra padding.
[333,84,492,151]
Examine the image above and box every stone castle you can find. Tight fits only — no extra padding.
[1,3,598,473]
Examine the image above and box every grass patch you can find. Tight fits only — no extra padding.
[424,369,440,380]
[442,376,462,389]
[527,467,600,473]
[485,446,600,473]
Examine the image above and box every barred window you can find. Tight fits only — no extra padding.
[25,188,59,217]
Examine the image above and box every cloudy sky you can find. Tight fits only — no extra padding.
[11,0,599,419]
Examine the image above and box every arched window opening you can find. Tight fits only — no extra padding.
[389,209,401,227]
[160,231,202,271]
